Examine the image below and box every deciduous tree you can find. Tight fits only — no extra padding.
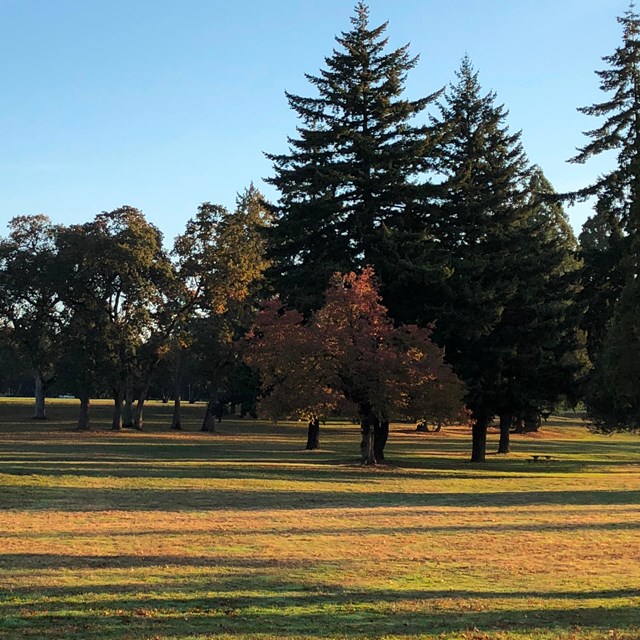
[0,215,64,419]
[245,268,465,462]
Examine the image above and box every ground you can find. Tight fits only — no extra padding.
[0,398,638,639]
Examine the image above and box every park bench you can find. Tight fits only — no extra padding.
[530,455,553,462]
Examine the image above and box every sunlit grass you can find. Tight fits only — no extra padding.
[0,399,638,639]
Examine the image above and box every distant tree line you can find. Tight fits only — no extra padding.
[1,3,639,462]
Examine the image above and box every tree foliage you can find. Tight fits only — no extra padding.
[56,207,174,429]
[266,2,440,313]
[173,186,271,431]
[245,268,466,461]
[572,6,640,431]
[0,215,64,418]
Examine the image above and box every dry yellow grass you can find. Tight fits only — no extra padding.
[0,400,638,639]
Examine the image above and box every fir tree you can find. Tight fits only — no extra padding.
[492,168,587,452]
[266,2,440,313]
[571,5,640,258]
[587,277,640,432]
[571,4,640,355]
[571,5,640,430]
[426,57,532,462]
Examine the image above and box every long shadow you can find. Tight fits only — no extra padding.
[1,485,638,511]
[1,572,639,639]
[3,519,638,542]
[0,458,610,481]
[1,448,631,479]
[2,570,638,604]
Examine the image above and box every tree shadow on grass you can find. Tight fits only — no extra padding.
[1,566,639,639]
[1,484,638,512]
[3,518,639,544]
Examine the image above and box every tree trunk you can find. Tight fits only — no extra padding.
[306,417,320,450]
[122,379,134,428]
[77,395,91,431]
[133,384,148,430]
[360,418,376,465]
[33,373,47,420]
[111,383,124,431]
[497,413,511,454]
[171,392,182,430]
[524,411,541,432]
[514,416,525,433]
[471,413,489,462]
[373,420,389,462]
[201,390,219,432]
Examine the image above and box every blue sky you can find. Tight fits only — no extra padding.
[0,0,629,244]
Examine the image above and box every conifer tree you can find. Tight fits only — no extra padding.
[492,169,587,452]
[266,2,440,313]
[571,5,640,354]
[571,6,640,430]
[425,57,532,462]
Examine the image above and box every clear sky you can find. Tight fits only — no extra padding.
[0,0,629,245]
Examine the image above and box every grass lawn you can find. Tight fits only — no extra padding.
[0,398,638,639]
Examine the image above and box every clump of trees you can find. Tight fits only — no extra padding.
[264,3,588,461]
[1,2,638,460]
[0,188,271,432]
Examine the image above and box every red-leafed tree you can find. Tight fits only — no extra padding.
[245,268,466,462]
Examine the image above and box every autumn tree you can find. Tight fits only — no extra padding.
[266,2,440,313]
[245,268,465,462]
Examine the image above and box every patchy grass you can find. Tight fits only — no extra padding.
[0,399,639,639]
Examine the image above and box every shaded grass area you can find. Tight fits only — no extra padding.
[0,399,639,639]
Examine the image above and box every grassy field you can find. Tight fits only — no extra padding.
[0,398,639,640]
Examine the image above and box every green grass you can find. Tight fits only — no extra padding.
[0,398,639,639]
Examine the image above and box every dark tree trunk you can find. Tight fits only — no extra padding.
[471,413,489,462]
[171,390,182,430]
[111,383,124,431]
[360,418,376,465]
[306,417,320,450]
[171,350,184,430]
[373,420,389,462]
[498,413,512,454]
[514,416,526,433]
[524,411,541,432]
[201,390,218,432]
[33,373,47,420]
[133,384,148,430]
[77,395,91,431]
[122,379,134,428]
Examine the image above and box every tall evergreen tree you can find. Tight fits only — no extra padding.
[423,57,532,462]
[571,6,640,430]
[492,168,587,452]
[266,2,440,313]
